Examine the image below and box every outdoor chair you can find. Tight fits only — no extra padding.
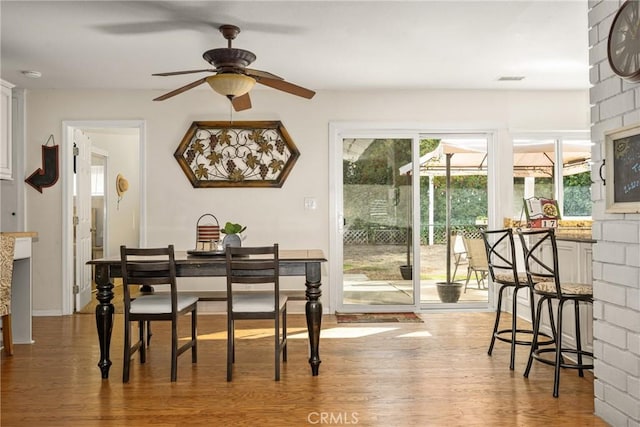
[461,236,489,292]
[451,230,468,279]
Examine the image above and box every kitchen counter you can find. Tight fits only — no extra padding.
[503,218,593,242]
[555,231,595,243]
[0,231,38,238]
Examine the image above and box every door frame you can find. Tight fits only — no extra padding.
[329,122,501,314]
[61,120,146,315]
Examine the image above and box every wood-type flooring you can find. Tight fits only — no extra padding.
[1,312,606,426]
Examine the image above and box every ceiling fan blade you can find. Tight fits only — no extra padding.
[95,21,193,35]
[245,68,283,80]
[232,93,252,111]
[153,77,208,101]
[255,76,316,99]
[153,69,216,76]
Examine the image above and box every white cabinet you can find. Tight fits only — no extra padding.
[0,233,35,345]
[1,80,14,180]
[11,236,34,344]
[555,239,593,284]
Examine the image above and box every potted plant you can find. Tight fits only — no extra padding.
[221,222,246,247]
[436,281,463,303]
[399,186,412,280]
[436,228,463,303]
[399,225,412,280]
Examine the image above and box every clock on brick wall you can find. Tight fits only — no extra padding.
[607,0,640,83]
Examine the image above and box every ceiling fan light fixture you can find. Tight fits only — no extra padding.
[206,74,255,98]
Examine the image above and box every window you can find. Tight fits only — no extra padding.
[91,165,105,196]
[512,135,592,219]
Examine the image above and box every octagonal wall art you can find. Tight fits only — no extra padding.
[174,121,300,188]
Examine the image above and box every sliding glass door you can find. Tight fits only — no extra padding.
[333,129,492,312]
[341,138,415,309]
[417,134,489,305]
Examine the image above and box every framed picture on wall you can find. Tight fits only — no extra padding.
[604,123,640,213]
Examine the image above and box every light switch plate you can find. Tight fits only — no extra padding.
[304,197,317,210]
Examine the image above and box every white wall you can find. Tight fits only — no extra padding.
[23,88,589,315]
[589,1,640,425]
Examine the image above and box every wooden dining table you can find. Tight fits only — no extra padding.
[88,249,327,379]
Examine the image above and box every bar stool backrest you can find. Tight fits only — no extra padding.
[516,228,562,298]
[481,228,519,285]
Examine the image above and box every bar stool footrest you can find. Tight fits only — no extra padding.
[532,347,594,369]
[494,328,554,347]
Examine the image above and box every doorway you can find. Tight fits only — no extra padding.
[62,120,145,315]
[90,150,108,261]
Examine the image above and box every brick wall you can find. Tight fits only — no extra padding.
[589,1,640,425]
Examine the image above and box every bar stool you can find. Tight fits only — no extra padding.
[1,235,15,356]
[517,228,593,397]
[481,228,553,370]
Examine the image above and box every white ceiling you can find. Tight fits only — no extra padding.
[1,0,590,96]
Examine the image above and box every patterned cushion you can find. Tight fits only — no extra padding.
[493,272,545,285]
[0,235,16,316]
[534,280,593,296]
[494,272,528,284]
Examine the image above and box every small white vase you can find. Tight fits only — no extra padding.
[222,234,242,247]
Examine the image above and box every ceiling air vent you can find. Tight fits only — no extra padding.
[498,76,525,81]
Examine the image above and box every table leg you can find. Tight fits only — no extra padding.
[305,261,322,375]
[94,264,114,379]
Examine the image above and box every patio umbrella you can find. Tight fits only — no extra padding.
[398,138,592,281]
[445,153,453,284]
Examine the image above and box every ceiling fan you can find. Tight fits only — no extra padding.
[152,24,315,111]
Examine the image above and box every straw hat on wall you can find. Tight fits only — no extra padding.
[116,174,129,210]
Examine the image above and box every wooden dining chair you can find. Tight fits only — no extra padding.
[516,228,593,397]
[120,245,198,382]
[225,244,287,381]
